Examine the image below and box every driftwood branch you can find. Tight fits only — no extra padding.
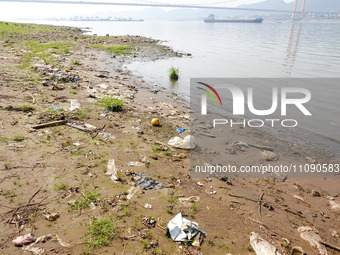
[32,120,67,129]
[248,144,274,151]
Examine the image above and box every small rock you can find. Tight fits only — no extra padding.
[261,150,279,161]
[311,190,320,197]
[144,203,152,209]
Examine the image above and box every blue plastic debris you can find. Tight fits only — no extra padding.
[235,141,249,148]
[71,75,79,83]
[176,128,186,133]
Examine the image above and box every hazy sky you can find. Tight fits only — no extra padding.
[0,0,293,19]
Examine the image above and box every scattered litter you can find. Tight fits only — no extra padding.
[71,75,79,83]
[329,199,340,212]
[291,246,306,255]
[235,141,249,148]
[49,105,64,112]
[98,83,109,89]
[179,196,200,206]
[69,99,80,111]
[306,157,317,164]
[7,143,25,148]
[179,196,200,203]
[142,215,156,227]
[73,142,81,147]
[293,195,305,202]
[65,122,89,132]
[132,126,141,130]
[84,123,97,130]
[330,229,339,238]
[128,161,144,167]
[261,150,279,161]
[137,173,166,190]
[106,159,119,182]
[56,235,71,247]
[127,186,140,200]
[168,135,196,150]
[141,156,150,164]
[298,226,328,255]
[144,203,152,209]
[100,132,115,141]
[249,232,282,255]
[12,233,36,246]
[176,128,186,133]
[197,182,204,186]
[167,213,206,246]
[21,234,52,255]
[151,118,160,126]
[89,202,96,210]
[22,245,44,255]
[43,212,59,221]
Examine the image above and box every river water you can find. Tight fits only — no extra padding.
[14,20,340,150]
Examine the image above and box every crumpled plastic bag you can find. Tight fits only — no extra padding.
[249,232,282,255]
[168,135,196,149]
[167,213,205,245]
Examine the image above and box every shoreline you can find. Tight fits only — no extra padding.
[0,21,339,255]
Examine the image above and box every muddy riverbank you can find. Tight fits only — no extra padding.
[0,21,339,255]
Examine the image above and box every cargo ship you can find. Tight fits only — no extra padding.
[204,14,263,23]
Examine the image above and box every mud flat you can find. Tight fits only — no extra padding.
[0,21,339,255]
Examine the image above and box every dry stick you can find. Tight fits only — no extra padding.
[4,202,45,216]
[248,144,274,151]
[258,192,264,217]
[26,92,36,104]
[229,194,259,203]
[27,187,42,205]
[91,124,106,138]
[7,187,43,224]
[156,224,165,230]
[0,121,4,129]
[248,217,284,237]
[29,196,48,233]
[32,120,67,129]
[320,241,340,252]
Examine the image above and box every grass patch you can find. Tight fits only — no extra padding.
[168,66,179,81]
[99,97,125,112]
[27,41,73,54]
[0,21,54,36]
[90,45,132,55]
[13,136,25,142]
[71,59,81,65]
[0,190,15,197]
[54,183,68,191]
[86,217,116,248]
[71,191,101,213]
[152,145,162,153]
[19,105,35,111]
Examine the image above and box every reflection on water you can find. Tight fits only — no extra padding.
[284,22,303,75]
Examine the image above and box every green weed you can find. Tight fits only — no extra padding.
[99,97,125,112]
[86,217,116,248]
[90,45,132,55]
[168,67,179,81]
